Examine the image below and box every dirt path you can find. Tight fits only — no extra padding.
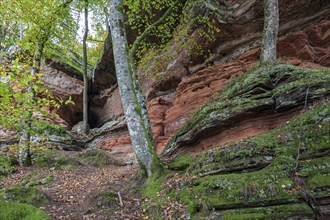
[2,152,144,220]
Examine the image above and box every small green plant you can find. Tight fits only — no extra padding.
[0,154,17,175]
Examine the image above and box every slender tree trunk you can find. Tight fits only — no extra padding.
[260,0,279,64]
[20,21,23,41]
[82,0,90,134]
[19,42,43,166]
[109,0,162,178]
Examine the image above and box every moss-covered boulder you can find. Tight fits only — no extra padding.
[79,149,124,167]
[33,150,81,169]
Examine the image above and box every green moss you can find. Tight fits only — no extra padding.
[141,175,165,200]
[190,159,298,209]
[0,172,53,207]
[0,154,17,175]
[0,199,52,220]
[57,155,70,165]
[145,101,329,217]
[221,203,314,220]
[47,47,84,75]
[189,101,330,176]
[299,156,330,177]
[21,173,53,187]
[163,64,330,156]
[79,149,123,167]
[0,185,50,207]
[34,150,81,169]
[176,188,200,214]
[168,154,193,171]
[33,150,58,167]
[307,173,330,189]
[104,192,117,201]
[145,65,330,218]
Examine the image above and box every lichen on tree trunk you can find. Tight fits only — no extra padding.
[260,0,279,64]
[82,0,90,135]
[109,0,162,178]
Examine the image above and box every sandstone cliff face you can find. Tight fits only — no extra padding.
[42,65,84,129]
[35,0,330,163]
[82,0,330,161]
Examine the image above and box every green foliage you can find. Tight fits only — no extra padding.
[136,0,220,77]
[0,200,52,220]
[122,0,220,77]
[0,4,20,52]
[0,154,17,175]
[0,56,64,134]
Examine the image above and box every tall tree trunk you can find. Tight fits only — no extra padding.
[20,21,23,41]
[109,0,163,178]
[260,0,279,64]
[82,0,90,134]
[19,42,43,166]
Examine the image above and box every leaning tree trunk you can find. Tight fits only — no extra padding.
[109,0,162,178]
[82,0,90,134]
[260,0,279,64]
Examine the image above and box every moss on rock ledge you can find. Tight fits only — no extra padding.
[143,64,330,219]
[0,172,53,207]
[143,101,330,219]
[163,64,330,157]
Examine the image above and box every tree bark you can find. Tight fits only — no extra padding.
[260,0,279,64]
[109,0,162,178]
[82,0,90,134]
[127,1,183,141]
[19,42,43,166]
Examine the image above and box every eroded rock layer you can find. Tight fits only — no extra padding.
[37,1,330,164]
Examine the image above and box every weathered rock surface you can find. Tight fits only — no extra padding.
[27,0,329,165]
[91,32,116,94]
[162,64,330,157]
[144,19,329,154]
[161,101,330,218]
[41,65,84,128]
[81,0,330,163]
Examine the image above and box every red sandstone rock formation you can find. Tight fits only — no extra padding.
[42,1,329,162]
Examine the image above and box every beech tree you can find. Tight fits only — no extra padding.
[109,0,216,177]
[109,0,170,177]
[0,0,74,165]
[260,0,279,64]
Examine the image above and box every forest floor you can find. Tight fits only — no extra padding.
[1,150,146,220]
